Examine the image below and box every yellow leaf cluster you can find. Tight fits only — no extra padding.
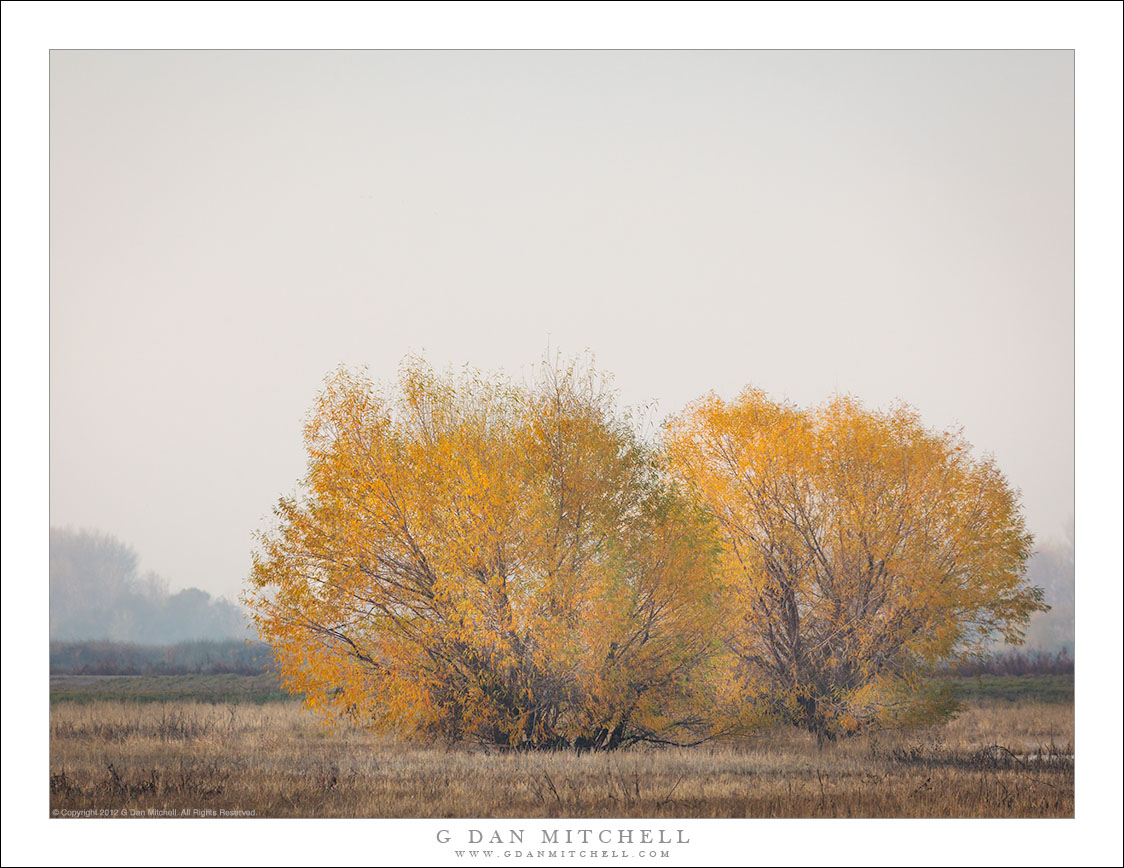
[661,388,1046,743]
[245,355,722,750]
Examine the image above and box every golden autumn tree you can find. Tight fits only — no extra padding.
[662,389,1047,744]
[245,356,722,750]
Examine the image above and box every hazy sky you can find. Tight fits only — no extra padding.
[50,50,1074,600]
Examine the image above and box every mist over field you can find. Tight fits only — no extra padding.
[49,527,249,643]
[1021,525,1075,653]
[47,519,1073,653]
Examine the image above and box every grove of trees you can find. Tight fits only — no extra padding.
[50,527,248,643]
[246,355,1049,750]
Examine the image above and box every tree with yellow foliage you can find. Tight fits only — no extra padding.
[662,389,1047,744]
[246,356,721,750]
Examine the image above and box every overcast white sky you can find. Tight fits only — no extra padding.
[49,49,1075,600]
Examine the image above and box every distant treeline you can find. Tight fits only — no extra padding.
[51,640,1075,679]
[1020,527,1075,654]
[940,648,1074,678]
[50,527,250,643]
[50,640,276,675]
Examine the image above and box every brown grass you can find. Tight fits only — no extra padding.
[49,698,1073,818]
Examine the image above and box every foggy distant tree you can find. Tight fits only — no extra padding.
[50,526,249,642]
[50,528,154,640]
[156,588,247,642]
[1020,521,1074,653]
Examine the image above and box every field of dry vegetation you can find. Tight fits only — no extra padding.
[49,679,1073,819]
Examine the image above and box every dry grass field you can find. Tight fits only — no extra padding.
[49,678,1073,818]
